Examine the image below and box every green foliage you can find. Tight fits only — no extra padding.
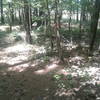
[37,26,45,32]
[53,74,76,89]
[53,72,91,90]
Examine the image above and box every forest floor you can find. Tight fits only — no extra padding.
[0,25,100,100]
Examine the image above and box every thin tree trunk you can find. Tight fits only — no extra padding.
[55,0,64,61]
[45,0,53,51]
[24,0,32,44]
[8,2,12,32]
[76,0,79,22]
[79,11,82,33]
[68,13,72,33]
[11,3,14,25]
[19,7,22,24]
[29,4,32,30]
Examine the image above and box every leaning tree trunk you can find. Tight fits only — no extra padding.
[0,0,4,24]
[24,0,32,44]
[89,0,100,53]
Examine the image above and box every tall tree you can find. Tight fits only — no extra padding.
[8,2,12,32]
[89,0,100,53]
[0,0,4,24]
[76,0,79,22]
[24,0,32,44]
[55,0,64,61]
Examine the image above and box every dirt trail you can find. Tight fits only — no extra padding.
[0,28,65,100]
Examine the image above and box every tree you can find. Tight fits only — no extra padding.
[0,0,4,24]
[89,0,100,53]
[24,0,32,44]
[8,2,12,32]
[55,0,64,61]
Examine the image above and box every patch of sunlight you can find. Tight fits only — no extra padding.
[7,63,29,72]
[69,56,84,62]
[4,43,33,53]
[7,55,28,65]
[34,69,46,75]
[31,31,38,39]
[65,42,78,50]
[35,46,46,54]
[0,25,9,31]
[12,26,20,31]
[57,69,69,75]
[4,43,46,55]
[0,42,47,66]
[34,63,60,75]
[0,54,28,65]
[45,63,59,71]
[65,65,100,84]
[72,65,79,69]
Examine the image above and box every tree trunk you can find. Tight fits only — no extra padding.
[76,0,79,22]
[79,11,82,33]
[19,8,22,24]
[29,4,32,30]
[24,0,32,44]
[55,0,64,61]
[68,13,72,33]
[89,0,100,53]
[0,0,4,24]
[45,0,53,51]
[8,3,12,32]
[11,3,14,25]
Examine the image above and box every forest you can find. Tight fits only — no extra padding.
[0,0,100,100]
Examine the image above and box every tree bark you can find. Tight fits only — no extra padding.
[89,0,100,53]
[8,2,12,32]
[0,0,4,24]
[76,0,79,22]
[55,0,64,61]
[24,0,32,44]
[19,7,22,24]
[29,4,32,30]
[45,0,54,51]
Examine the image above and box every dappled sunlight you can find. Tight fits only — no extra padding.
[0,0,99,98]
[0,43,34,65]
[34,63,61,75]
[6,55,28,65]
[69,56,84,62]
[63,64,100,84]
[12,26,20,31]
[57,69,69,75]
[0,41,47,70]
[64,40,78,51]
[0,25,20,31]
[0,25,9,31]
[7,63,29,72]
[35,46,46,54]
[4,43,33,53]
